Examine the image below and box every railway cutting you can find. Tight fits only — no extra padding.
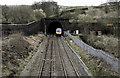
[20,35,91,77]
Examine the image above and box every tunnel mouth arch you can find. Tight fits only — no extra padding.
[48,21,63,35]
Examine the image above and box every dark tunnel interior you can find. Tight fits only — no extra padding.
[48,22,63,34]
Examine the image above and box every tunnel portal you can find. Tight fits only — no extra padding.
[48,22,63,35]
[43,17,70,35]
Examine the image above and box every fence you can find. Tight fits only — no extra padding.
[65,31,120,74]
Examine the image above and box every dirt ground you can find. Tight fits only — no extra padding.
[2,33,43,76]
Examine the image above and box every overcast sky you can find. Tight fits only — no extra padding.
[0,0,108,6]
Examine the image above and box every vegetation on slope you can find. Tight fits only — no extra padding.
[2,33,43,76]
[61,2,119,58]
[65,36,119,76]
[2,5,46,24]
[60,2,119,35]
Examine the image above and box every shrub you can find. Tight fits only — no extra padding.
[81,34,119,58]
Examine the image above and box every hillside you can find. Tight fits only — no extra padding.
[59,2,119,58]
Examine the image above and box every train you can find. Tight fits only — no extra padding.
[56,28,62,37]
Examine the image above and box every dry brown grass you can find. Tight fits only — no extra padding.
[2,33,43,76]
[86,35,119,58]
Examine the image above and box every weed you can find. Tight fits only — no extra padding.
[65,37,119,76]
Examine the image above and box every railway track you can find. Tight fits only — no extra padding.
[21,35,90,77]
[59,38,80,77]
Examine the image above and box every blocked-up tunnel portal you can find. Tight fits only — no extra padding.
[48,22,63,34]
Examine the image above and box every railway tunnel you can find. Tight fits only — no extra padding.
[48,22,63,35]
[43,17,70,35]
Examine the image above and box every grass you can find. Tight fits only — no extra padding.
[87,35,118,58]
[73,35,81,40]
[60,6,93,14]
[15,52,35,76]
[64,6,91,11]
[64,36,119,76]
[49,14,57,17]
[2,33,44,76]
[2,52,35,76]
[72,34,119,58]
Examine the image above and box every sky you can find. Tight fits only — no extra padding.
[0,0,108,6]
